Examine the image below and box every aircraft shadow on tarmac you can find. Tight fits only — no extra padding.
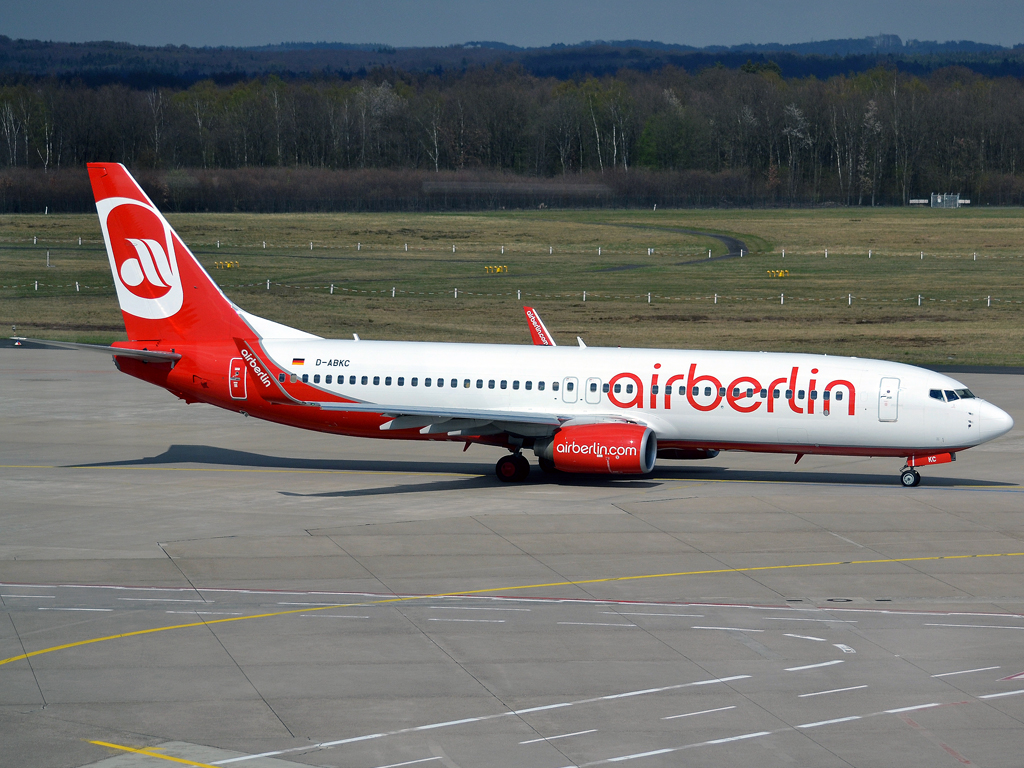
[69,444,1017,493]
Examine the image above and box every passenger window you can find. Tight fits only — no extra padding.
[614,384,622,394]
[451,379,458,388]
[651,385,658,394]
[798,390,805,400]
[349,375,356,385]
[835,391,843,401]
[384,376,391,385]
[525,381,532,390]
[500,380,507,389]
[929,389,944,401]
[512,381,519,390]
[823,390,830,400]
[692,386,699,396]
[760,389,767,398]
[538,381,545,391]
[944,390,959,401]
[602,383,609,393]
[591,382,599,392]
[464,379,470,388]
[566,381,574,392]
[746,388,753,398]
[302,374,308,383]
[373,376,380,385]
[488,380,495,389]
[719,387,726,397]
[425,378,432,387]
[773,389,780,398]
[732,388,740,397]
[313,374,320,384]
[552,382,559,391]
[785,389,793,398]
[810,391,817,400]
[705,387,712,397]
[325,375,331,384]
[397,377,404,386]
[411,377,418,386]
[362,376,368,385]
[477,379,484,389]
[278,373,286,382]
[626,384,633,394]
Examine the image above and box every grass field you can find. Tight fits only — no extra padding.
[3,207,1024,366]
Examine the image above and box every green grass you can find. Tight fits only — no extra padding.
[2,207,1023,365]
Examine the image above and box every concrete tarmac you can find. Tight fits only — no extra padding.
[2,349,1023,768]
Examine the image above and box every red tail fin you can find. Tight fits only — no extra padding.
[89,163,252,344]
[523,306,557,346]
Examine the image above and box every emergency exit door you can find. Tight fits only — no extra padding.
[878,377,899,422]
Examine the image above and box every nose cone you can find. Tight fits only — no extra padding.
[979,401,1015,443]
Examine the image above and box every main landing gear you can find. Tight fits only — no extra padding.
[900,467,922,487]
[496,452,531,483]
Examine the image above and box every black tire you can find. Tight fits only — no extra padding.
[496,455,520,482]
[911,471,922,487]
[513,454,531,482]
[900,469,919,487]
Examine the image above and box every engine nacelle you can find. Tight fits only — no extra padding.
[534,423,657,474]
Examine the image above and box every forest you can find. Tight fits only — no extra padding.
[4,60,1024,211]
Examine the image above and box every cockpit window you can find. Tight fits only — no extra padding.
[944,390,959,401]
[929,389,944,401]
[955,389,975,399]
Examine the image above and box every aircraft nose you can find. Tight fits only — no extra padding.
[979,401,1014,442]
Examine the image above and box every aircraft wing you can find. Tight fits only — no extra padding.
[523,307,557,346]
[317,400,639,437]
[10,337,182,363]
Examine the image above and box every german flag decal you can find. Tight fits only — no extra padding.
[292,358,304,365]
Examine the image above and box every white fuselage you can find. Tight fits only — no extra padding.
[262,340,1012,455]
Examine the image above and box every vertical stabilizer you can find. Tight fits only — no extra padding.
[88,163,253,343]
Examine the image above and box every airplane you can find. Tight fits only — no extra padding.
[14,163,1015,487]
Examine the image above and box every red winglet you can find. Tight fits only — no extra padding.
[523,306,557,346]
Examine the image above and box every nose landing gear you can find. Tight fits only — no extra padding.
[496,452,531,482]
[900,467,921,487]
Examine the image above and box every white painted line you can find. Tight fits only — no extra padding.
[607,748,674,762]
[932,666,1000,678]
[784,634,827,642]
[372,758,442,768]
[413,718,480,731]
[118,597,211,602]
[786,660,844,671]
[884,703,942,714]
[520,729,597,744]
[799,685,868,698]
[427,618,505,623]
[434,606,530,611]
[2,594,54,598]
[766,617,857,623]
[833,644,856,653]
[603,687,665,700]
[925,623,1024,630]
[558,622,637,627]
[602,612,703,618]
[277,601,347,606]
[662,705,736,720]
[512,702,574,714]
[317,733,386,747]
[691,626,764,632]
[166,611,241,615]
[38,607,111,612]
[300,614,369,619]
[979,689,1024,699]
[797,716,861,729]
[705,731,772,745]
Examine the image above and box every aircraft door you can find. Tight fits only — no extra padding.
[562,377,579,403]
[878,377,899,422]
[585,377,602,404]
[229,357,247,400]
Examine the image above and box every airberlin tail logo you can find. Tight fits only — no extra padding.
[97,197,184,319]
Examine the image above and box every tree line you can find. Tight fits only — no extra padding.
[4,63,1024,210]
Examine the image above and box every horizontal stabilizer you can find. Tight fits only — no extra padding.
[10,338,181,362]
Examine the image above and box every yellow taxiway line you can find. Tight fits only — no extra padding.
[87,741,220,768]
[3,551,1023,669]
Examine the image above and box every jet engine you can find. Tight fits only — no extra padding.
[534,423,657,474]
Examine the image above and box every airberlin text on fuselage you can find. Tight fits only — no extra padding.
[606,364,857,416]
[240,348,273,388]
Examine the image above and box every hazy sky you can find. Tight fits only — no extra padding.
[3,0,1022,49]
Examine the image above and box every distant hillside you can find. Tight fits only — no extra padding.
[2,34,1024,86]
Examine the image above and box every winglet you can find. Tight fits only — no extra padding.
[523,307,557,346]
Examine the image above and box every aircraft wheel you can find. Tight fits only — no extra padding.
[496,454,522,482]
[900,469,920,488]
[513,453,531,482]
[538,456,559,474]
